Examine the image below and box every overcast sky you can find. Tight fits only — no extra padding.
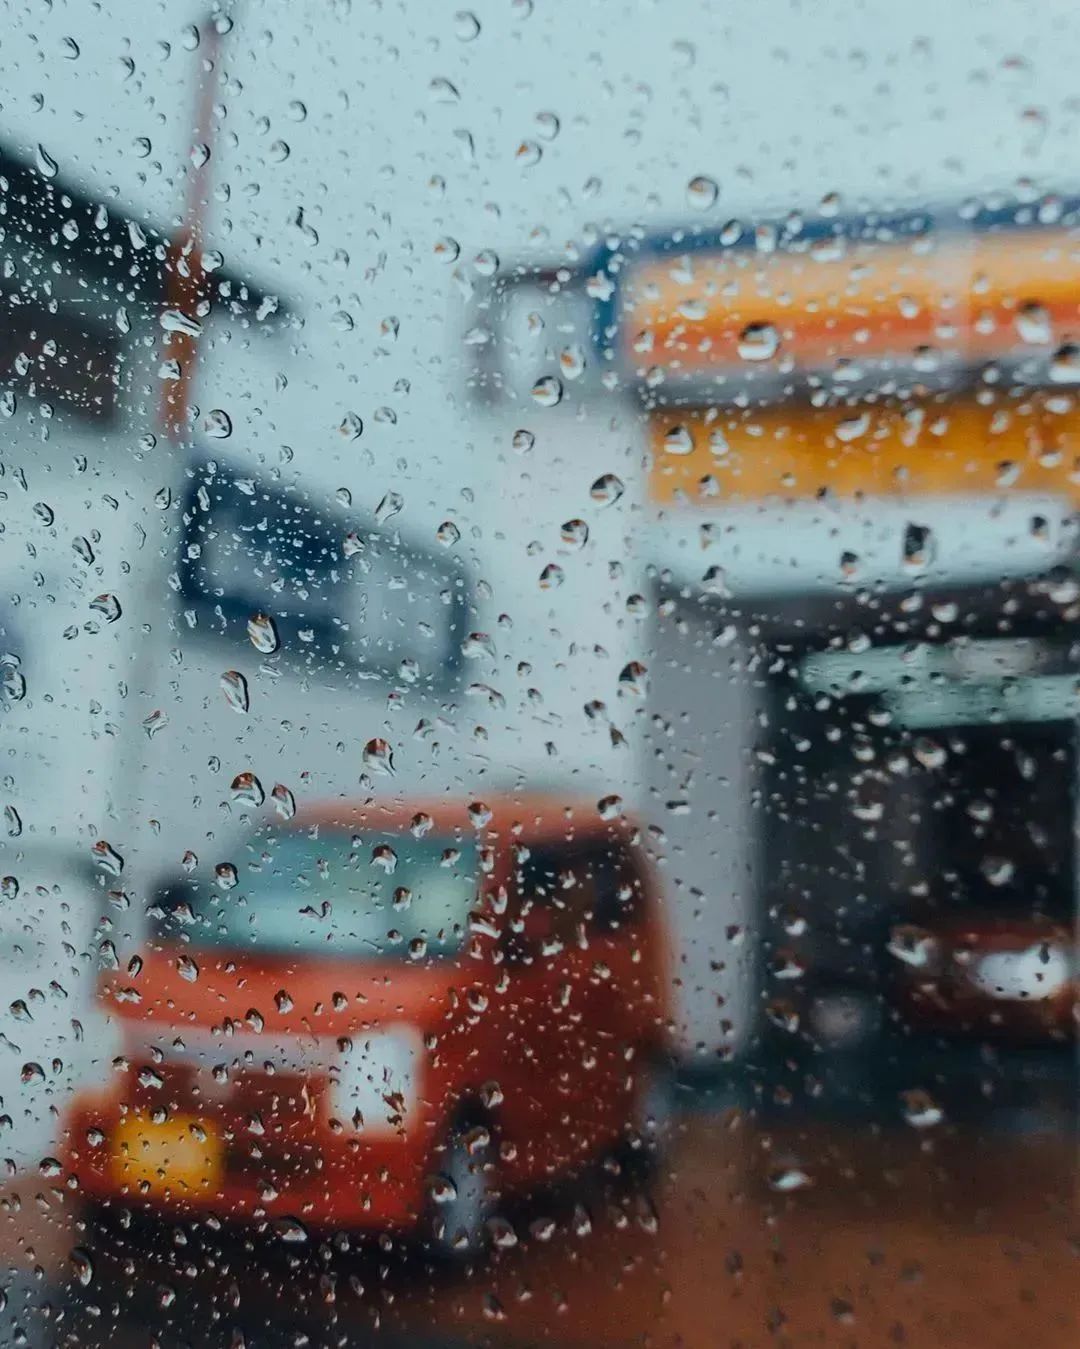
[1,0,1076,691]
[3,0,1080,569]
[5,0,1079,318]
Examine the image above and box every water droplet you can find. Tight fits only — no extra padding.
[662,425,695,456]
[362,738,395,774]
[913,736,946,770]
[246,612,279,655]
[231,772,265,807]
[181,850,198,872]
[273,1217,309,1244]
[473,250,499,278]
[686,175,719,210]
[619,661,648,695]
[339,411,364,440]
[539,563,564,589]
[434,237,461,264]
[1016,301,1052,345]
[60,37,81,60]
[429,77,460,103]
[1,663,25,703]
[271,783,296,819]
[33,502,55,526]
[737,322,780,361]
[220,670,250,714]
[91,841,124,876]
[141,709,168,739]
[766,999,800,1033]
[0,391,16,418]
[900,1088,944,1129]
[287,100,307,123]
[534,111,560,141]
[559,345,587,380]
[177,954,199,983]
[87,593,120,623]
[35,145,58,180]
[981,855,1015,887]
[215,863,239,890]
[1049,342,1080,383]
[375,491,404,525]
[71,536,95,566]
[436,520,461,547]
[887,924,939,969]
[560,518,589,550]
[269,139,290,164]
[0,876,17,901]
[410,812,433,838]
[531,376,563,407]
[69,1247,94,1287]
[463,631,495,660]
[468,800,493,828]
[835,411,870,443]
[160,309,203,338]
[512,429,535,455]
[515,140,542,168]
[768,1164,812,1193]
[590,473,624,506]
[902,522,935,570]
[371,844,398,874]
[598,794,623,820]
[454,10,481,41]
[204,409,233,439]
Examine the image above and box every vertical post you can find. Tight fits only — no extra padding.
[158,16,223,444]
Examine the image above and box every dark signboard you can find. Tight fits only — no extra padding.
[0,293,118,422]
[178,459,467,688]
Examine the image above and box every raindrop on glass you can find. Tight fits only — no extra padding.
[531,376,563,407]
[204,408,233,439]
[89,594,122,623]
[247,613,279,654]
[362,738,395,775]
[220,670,250,714]
[686,175,719,210]
[231,772,265,807]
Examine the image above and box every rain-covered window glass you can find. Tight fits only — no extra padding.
[0,4,1075,1348]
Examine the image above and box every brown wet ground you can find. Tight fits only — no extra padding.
[2,1109,1076,1348]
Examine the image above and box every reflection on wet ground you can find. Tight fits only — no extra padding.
[2,1091,1075,1348]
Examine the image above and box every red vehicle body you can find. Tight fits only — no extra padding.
[63,796,671,1249]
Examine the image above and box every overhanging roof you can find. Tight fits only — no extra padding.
[0,140,286,320]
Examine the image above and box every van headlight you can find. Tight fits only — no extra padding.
[967,944,1071,1001]
[328,1027,422,1133]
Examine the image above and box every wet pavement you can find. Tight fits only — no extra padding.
[1,1098,1075,1348]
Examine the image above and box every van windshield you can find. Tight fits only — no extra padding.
[149,830,477,960]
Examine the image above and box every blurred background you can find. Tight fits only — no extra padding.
[0,0,1075,1345]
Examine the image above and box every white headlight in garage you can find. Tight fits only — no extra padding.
[807,993,880,1049]
[967,944,1071,1001]
[328,1027,423,1132]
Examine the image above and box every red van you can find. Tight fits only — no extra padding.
[63,796,671,1257]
